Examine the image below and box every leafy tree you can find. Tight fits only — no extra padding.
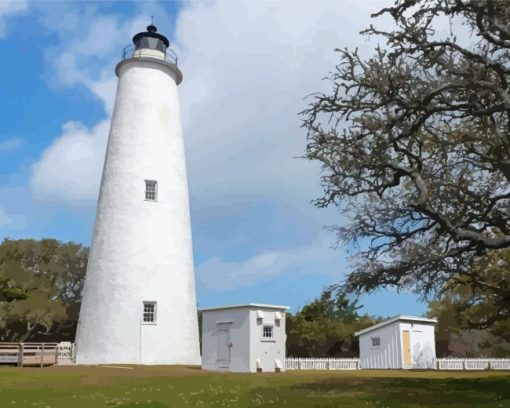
[286,289,376,357]
[300,289,362,322]
[428,248,510,356]
[302,0,510,328]
[0,276,26,302]
[0,238,87,342]
[430,296,510,358]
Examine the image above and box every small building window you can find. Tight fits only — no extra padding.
[143,301,157,323]
[145,180,157,201]
[263,325,273,338]
[371,336,380,347]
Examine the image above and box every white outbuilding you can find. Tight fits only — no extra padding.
[355,315,437,369]
[201,304,288,373]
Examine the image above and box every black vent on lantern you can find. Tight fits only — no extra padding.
[132,24,170,53]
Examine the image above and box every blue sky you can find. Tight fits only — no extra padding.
[0,0,427,317]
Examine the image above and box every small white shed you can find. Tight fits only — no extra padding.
[355,315,437,369]
[201,303,288,373]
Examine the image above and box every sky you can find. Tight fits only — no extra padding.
[0,0,428,317]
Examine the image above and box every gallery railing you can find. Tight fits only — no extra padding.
[121,44,178,65]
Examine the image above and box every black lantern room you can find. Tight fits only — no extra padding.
[132,24,169,54]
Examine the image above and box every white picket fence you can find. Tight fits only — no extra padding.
[436,358,510,370]
[29,343,510,371]
[56,342,75,364]
[286,358,359,370]
[490,359,510,370]
[286,357,510,371]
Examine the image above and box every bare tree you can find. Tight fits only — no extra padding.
[302,0,510,328]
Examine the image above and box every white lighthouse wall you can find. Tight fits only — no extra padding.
[359,322,402,369]
[201,309,251,373]
[398,322,436,369]
[76,58,200,365]
[249,308,286,373]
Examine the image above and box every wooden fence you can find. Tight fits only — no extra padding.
[286,358,360,370]
[0,343,59,367]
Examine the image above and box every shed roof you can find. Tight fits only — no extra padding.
[200,303,289,312]
[354,315,437,337]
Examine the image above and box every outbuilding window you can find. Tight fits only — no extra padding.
[263,325,273,338]
[145,180,157,201]
[142,301,157,323]
[371,336,381,347]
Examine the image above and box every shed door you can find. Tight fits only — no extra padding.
[402,330,411,367]
[216,323,232,368]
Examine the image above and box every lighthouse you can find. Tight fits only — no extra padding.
[75,24,201,365]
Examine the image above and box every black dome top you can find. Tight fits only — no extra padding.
[132,24,170,48]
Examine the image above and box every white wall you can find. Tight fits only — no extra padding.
[399,322,436,369]
[201,308,251,372]
[359,322,402,369]
[201,306,286,373]
[249,308,286,373]
[359,321,436,369]
[75,56,200,365]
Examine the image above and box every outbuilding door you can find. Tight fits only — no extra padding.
[216,323,232,369]
[402,330,412,367]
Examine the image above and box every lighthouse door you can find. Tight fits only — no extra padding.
[216,323,232,369]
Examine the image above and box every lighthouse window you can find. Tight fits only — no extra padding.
[263,325,273,338]
[145,180,158,201]
[142,301,157,323]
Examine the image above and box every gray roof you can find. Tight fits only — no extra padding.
[354,315,437,337]
[200,303,289,312]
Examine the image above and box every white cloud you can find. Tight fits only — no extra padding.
[0,203,27,232]
[17,1,440,312]
[29,3,175,201]
[0,137,23,153]
[197,232,344,292]
[173,0,394,291]
[40,11,129,114]
[0,0,27,39]
[0,206,11,227]
[30,0,389,206]
[36,2,175,114]
[30,120,109,204]
[175,0,391,199]
[27,0,383,286]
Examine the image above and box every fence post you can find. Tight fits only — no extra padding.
[40,344,44,368]
[298,359,301,370]
[17,343,22,368]
[462,359,466,370]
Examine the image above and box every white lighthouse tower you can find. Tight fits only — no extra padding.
[75,24,201,365]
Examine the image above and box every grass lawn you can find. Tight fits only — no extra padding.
[0,365,509,407]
